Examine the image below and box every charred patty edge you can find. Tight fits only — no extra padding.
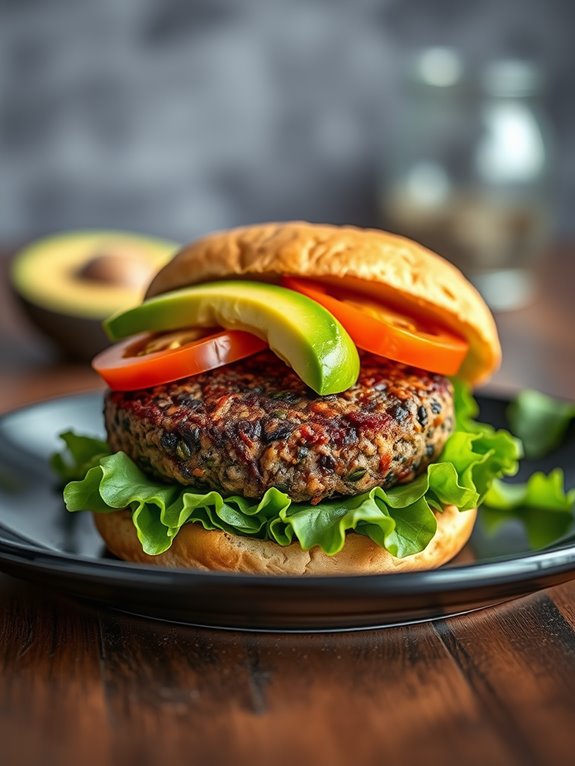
[105,352,454,503]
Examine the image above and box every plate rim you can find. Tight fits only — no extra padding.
[1,509,575,596]
[1,392,575,600]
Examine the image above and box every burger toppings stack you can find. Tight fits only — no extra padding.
[54,222,523,575]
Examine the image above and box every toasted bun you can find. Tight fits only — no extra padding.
[146,222,500,385]
[94,505,476,575]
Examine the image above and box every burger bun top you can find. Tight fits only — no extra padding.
[146,221,500,385]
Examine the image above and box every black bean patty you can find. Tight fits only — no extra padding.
[105,351,454,503]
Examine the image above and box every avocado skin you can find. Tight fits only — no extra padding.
[16,295,111,360]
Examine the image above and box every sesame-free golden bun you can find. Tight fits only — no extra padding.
[94,506,476,575]
[146,221,501,386]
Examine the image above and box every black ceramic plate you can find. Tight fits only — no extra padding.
[0,392,574,632]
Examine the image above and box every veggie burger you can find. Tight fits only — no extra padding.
[57,222,519,574]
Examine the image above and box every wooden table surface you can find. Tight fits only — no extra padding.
[1,246,575,766]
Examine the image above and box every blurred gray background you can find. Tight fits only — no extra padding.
[0,0,573,243]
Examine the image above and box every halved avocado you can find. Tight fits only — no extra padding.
[11,231,179,360]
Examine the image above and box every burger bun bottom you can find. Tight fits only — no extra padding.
[94,505,477,575]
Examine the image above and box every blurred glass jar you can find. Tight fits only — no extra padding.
[380,48,553,310]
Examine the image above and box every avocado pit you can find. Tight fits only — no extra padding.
[75,249,157,290]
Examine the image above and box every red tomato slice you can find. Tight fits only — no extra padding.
[282,277,468,376]
[92,328,267,391]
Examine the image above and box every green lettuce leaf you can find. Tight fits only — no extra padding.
[481,470,575,548]
[53,381,527,558]
[507,389,575,459]
[50,431,109,482]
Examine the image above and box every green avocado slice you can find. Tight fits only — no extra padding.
[104,281,360,395]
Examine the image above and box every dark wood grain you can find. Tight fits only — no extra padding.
[436,597,575,765]
[0,579,110,766]
[4,584,575,766]
[1,246,575,766]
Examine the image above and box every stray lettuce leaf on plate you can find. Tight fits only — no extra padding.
[482,470,575,548]
[507,389,575,459]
